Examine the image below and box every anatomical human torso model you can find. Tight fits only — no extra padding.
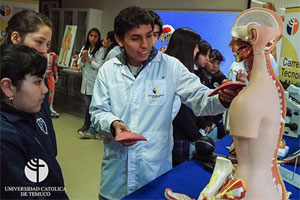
[46,51,59,117]
[229,8,286,200]
[165,8,287,200]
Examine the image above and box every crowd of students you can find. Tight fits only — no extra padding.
[1,6,249,200]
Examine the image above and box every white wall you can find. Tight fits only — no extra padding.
[250,0,300,16]
[62,0,248,38]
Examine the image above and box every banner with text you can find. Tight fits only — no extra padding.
[279,7,300,88]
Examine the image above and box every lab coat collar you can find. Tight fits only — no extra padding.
[116,47,158,76]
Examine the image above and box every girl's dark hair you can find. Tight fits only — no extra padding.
[83,28,102,58]
[1,44,47,92]
[104,31,118,59]
[1,10,52,46]
[210,49,224,62]
[165,27,201,72]
[196,40,212,57]
[114,6,154,40]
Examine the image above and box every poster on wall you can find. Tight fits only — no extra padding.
[278,7,300,88]
[58,25,77,68]
[0,0,39,40]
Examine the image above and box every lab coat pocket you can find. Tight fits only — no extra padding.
[141,131,169,163]
[145,80,166,105]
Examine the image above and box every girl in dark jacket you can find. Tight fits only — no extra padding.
[165,27,202,167]
[1,44,68,199]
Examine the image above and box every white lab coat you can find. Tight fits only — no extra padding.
[228,54,277,83]
[78,46,105,95]
[90,51,227,199]
[104,45,121,62]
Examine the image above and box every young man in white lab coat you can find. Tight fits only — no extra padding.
[90,6,239,200]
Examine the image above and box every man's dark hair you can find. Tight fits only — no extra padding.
[148,10,163,36]
[114,6,154,40]
[0,44,47,91]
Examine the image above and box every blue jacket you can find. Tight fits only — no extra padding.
[0,103,68,199]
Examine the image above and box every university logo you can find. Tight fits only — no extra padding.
[286,18,299,36]
[24,158,49,183]
[152,88,159,94]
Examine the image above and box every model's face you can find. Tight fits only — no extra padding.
[195,50,210,68]
[152,24,161,45]
[205,59,221,75]
[12,74,48,113]
[229,37,251,62]
[22,25,52,54]
[89,31,99,47]
[117,24,153,66]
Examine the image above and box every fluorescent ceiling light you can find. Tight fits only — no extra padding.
[252,0,267,5]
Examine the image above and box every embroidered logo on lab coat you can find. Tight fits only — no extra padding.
[152,88,159,95]
[36,118,48,135]
[146,80,166,105]
[148,87,164,98]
